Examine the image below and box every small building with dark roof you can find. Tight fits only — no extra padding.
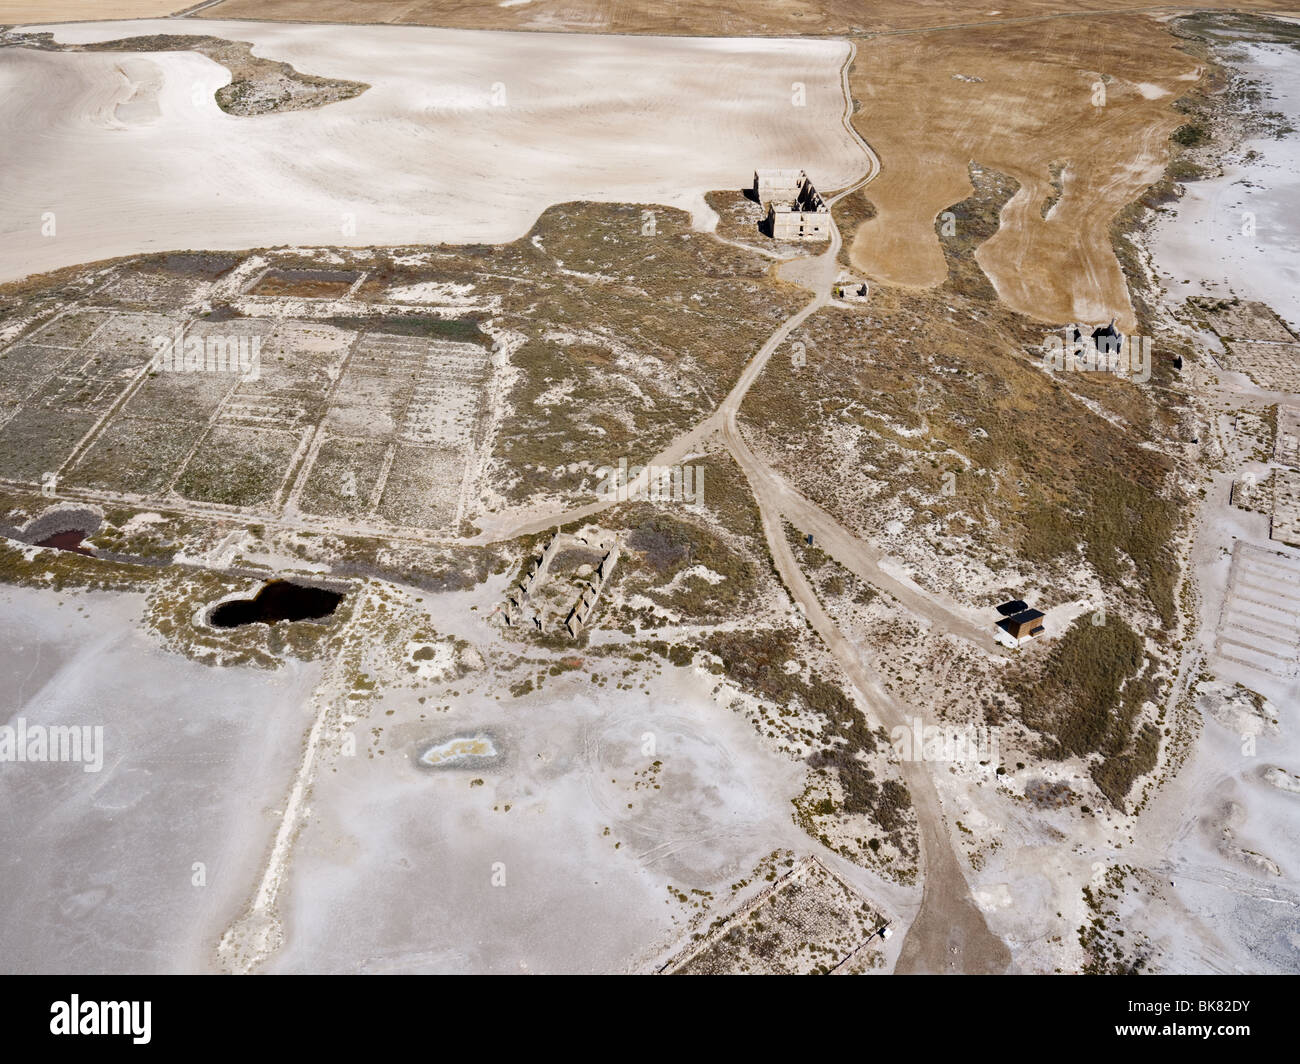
[997,608,1045,641]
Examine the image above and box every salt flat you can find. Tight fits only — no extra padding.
[0,584,322,973]
[264,652,867,975]
[0,20,863,284]
[1151,41,1300,333]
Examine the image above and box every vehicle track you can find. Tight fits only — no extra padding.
[486,40,1012,974]
[720,40,1010,974]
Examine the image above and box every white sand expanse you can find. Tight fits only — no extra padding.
[0,20,864,283]
[251,572,912,975]
[1150,41,1300,332]
[1138,481,1300,973]
[0,584,322,973]
[1141,44,1300,970]
[267,660,858,974]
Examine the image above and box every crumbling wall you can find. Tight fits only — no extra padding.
[757,170,829,242]
[565,542,621,637]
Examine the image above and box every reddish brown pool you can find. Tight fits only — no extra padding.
[34,530,93,556]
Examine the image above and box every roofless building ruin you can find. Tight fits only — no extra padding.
[753,169,829,242]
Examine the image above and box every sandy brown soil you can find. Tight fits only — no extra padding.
[844,14,1205,331]
[0,0,188,20]
[180,1,1300,39]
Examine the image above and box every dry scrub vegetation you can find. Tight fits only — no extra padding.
[495,444,920,865]
[740,274,1184,627]
[666,855,885,975]
[0,200,803,534]
[740,109,1205,810]
[479,203,805,509]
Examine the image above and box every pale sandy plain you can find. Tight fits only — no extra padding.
[267,648,877,974]
[0,583,323,973]
[0,573,912,975]
[0,19,865,284]
[1150,39,1300,332]
[1153,482,1300,973]
[1130,37,1300,970]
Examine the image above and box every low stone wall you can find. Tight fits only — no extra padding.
[502,530,621,636]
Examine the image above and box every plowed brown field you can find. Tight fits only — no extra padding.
[0,1,187,19]
[846,14,1204,330]
[178,1,1295,39]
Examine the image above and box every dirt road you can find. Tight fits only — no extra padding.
[479,41,1010,973]
[715,119,1010,969]
[728,418,1011,973]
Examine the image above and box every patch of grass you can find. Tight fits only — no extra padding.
[1172,122,1209,147]
[832,188,877,268]
[1011,616,1144,757]
[935,162,1020,302]
[742,282,1184,627]
[329,314,490,347]
[702,627,909,842]
[1021,468,1181,628]
[1008,616,1160,809]
[1091,721,1160,809]
[615,506,757,621]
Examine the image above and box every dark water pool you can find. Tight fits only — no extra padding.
[209,580,343,628]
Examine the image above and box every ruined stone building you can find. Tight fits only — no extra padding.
[565,542,620,638]
[502,529,621,638]
[753,169,829,241]
[1067,319,1123,358]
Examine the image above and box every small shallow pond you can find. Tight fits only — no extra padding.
[418,735,500,769]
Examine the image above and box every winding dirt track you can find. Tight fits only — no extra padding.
[726,414,1011,974]
[0,20,1009,971]
[481,42,1011,973]
[716,85,1009,968]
